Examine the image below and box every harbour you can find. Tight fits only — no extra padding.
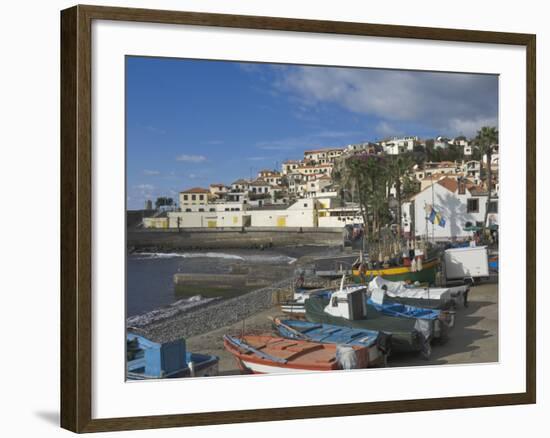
[126,241,499,377]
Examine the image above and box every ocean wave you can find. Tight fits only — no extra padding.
[132,251,296,264]
[132,252,245,261]
[126,295,219,328]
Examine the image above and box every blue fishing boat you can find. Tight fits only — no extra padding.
[127,332,219,380]
[272,317,390,366]
[366,297,453,338]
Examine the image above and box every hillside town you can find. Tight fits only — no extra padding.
[142,132,499,243]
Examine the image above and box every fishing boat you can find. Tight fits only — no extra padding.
[223,334,371,374]
[272,317,390,366]
[368,275,469,310]
[352,258,439,284]
[366,294,453,337]
[279,289,332,317]
[304,284,433,357]
[489,255,499,272]
[126,332,219,379]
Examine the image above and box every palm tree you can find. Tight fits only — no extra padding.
[387,153,413,238]
[475,126,499,234]
[335,153,388,253]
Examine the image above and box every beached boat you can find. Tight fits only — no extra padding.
[279,289,332,317]
[223,334,371,373]
[304,285,432,357]
[127,332,219,379]
[368,275,469,310]
[366,296,452,337]
[272,317,390,366]
[489,256,499,272]
[352,258,439,284]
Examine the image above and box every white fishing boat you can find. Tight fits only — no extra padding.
[367,276,470,309]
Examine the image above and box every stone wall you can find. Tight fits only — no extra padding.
[128,228,344,251]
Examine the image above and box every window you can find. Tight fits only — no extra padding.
[198,208,204,212]
[488,201,498,213]
[183,194,188,201]
[304,203,308,207]
[191,194,196,201]
[185,208,192,212]
[467,198,479,213]
[209,208,215,212]
[199,195,204,201]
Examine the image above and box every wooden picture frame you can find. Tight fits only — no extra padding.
[60,4,536,433]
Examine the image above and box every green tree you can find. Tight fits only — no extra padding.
[387,154,414,238]
[474,126,499,233]
[155,197,173,209]
[336,153,389,252]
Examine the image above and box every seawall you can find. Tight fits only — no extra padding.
[128,227,344,250]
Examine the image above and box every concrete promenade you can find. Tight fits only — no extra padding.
[127,228,344,250]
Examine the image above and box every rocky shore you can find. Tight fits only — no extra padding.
[129,278,295,343]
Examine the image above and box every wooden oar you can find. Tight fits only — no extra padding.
[269,317,309,340]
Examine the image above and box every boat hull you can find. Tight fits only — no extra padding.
[352,259,439,284]
[304,297,429,355]
[273,318,390,366]
[224,335,370,374]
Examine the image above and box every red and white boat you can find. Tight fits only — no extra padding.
[223,334,370,374]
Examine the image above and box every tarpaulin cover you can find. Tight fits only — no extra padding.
[367,298,440,320]
[304,296,428,354]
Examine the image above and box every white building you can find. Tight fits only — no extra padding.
[257,170,282,186]
[179,187,211,212]
[281,160,300,175]
[304,175,332,197]
[463,160,482,183]
[402,177,498,240]
[230,179,250,192]
[380,136,418,155]
[209,183,229,199]
[434,136,449,149]
[303,148,344,164]
[249,199,318,228]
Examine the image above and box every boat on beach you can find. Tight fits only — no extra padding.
[368,275,469,310]
[126,332,219,379]
[352,258,439,284]
[272,317,391,366]
[304,284,433,357]
[223,334,371,374]
[279,288,332,317]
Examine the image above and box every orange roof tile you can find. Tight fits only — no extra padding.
[181,187,210,194]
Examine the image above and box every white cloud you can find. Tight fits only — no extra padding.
[257,130,364,151]
[447,116,499,137]
[274,66,498,137]
[143,169,160,176]
[247,156,274,161]
[375,121,399,138]
[176,154,207,163]
[135,184,154,191]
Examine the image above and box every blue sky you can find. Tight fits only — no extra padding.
[126,56,498,210]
